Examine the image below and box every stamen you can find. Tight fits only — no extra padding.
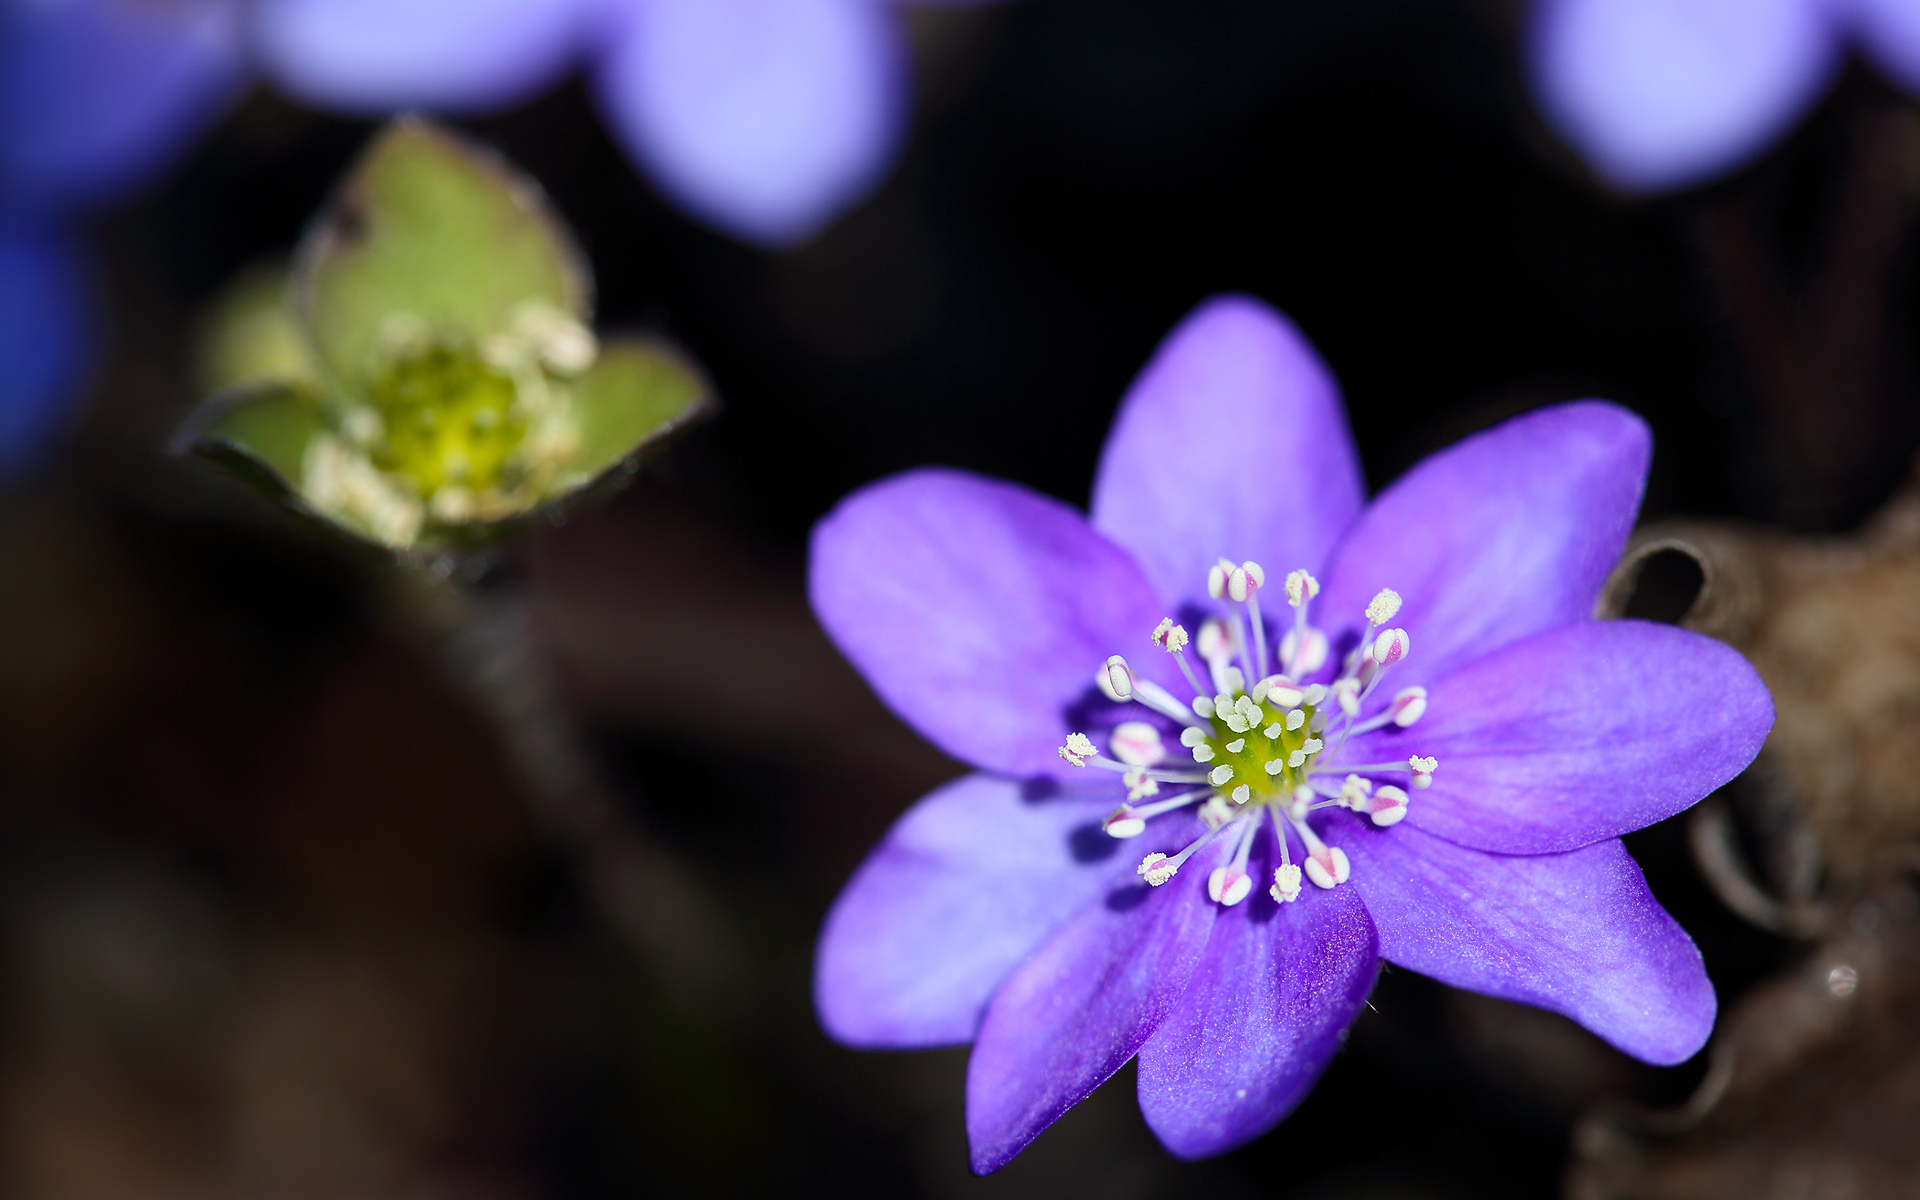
[1288,811,1351,889]
[1270,863,1303,903]
[1231,561,1269,677]
[1336,774,1372,809]
[1353,783,1409,826]
[1110,721,1166,766]
[1098,654,1135,701]
[1280,625,1329,675]
[1208,813,1262,907]
[1366,588,1402,626]
[1130,677,1206,727]
[1058,732,1097,767]
[1409,755,1437,789]
[1345,685,1428,735]
[1103,787,1209,837]
[1257,675,1304,708]
[1123,769,1159,800]
[1372,627,1410,667]
[1151,618,1189,652]
[1331,677,1361,717]
[1284,569,1319,608]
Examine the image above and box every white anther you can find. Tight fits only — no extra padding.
[1292,784,1316,813]
[1230,784,1250,803]
[1305,845,1351,889]
[1390,686,1428,727]
[1199,797,1234,829]
[1409,755,1437,789]
[1302,684,1327,706]
[1098,655,1135,701]
[1138,853,1177,885]
[1152,618,1187,654]
[1179,726,1207,748]
[1332,677,1361,717]
[1225,738,1246,753]
[1124,770,1160,800]
[1192,695,1215,718]
[1208,765,1235,787]
[1220,666,1246,696]
[1265,759,1285,776]
[1338,774,1373,809]
[1366,588,1402,626]
[1373,628,1410,667]
[1280,626,1329,674]
[1258,675,1304,708]
[1288,748,1308,769]
[1227,561,1264,603]
[1197,618,1233,665]
[1285,708,1306,732]
[1207,560,1232,599]
[1104,808,1146,838]
[1356,784,1409,827]
[1208,866,1254,906]
[1270,863,1303,903]
[1191,743,1216,763]
[1285,569,1320,608]
[1110,721,1165,766]
[1058,732,1096,767]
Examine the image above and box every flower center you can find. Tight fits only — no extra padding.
[1059,559,1436,908]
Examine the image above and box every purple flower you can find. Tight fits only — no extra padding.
[255,0,1003,247]
[808,295,1775,1170]
[1529,0,1920,193]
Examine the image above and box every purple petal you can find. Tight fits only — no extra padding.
[256,0,585,114]
[1334,814,1715,1064]
[1853,0,1920,94]
[816,773,1142,1048]
[0,224,89,474]
[1090,295,1364,611]
[809,468,1173,779]
[594,0,906,246]
[1136,868,1377,1160]
[1347,620,1772,854]
[1528,0,1840,193]
[966,831,1229,1174]
[0,0,244,213]
[1316,401,1650,694]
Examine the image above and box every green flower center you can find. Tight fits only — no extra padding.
[366,343,529,497]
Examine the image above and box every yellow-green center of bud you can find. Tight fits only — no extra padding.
[366,342,528,496]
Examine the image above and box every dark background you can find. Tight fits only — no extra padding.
[3,0,1912,1195]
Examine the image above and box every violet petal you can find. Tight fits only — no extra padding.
[816,773,1157,1048]
[1527,0,1839,193]
[965,832,1230,1174]
[594,0,907,246]
[1090,295,1364,610]
[1853,0,1920,95]
[256,0,585,115]
[809,468,1172,780]
[1335,813,1715,1065]
[1136,873,1377,1160]
[1317,401,1649,694]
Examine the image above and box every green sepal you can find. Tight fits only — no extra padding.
[564,337,713,484]
[174,379,328,503]
[294,117,590,388]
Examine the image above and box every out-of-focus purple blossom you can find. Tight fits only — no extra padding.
[256,0,1002,247]
[808,295,1775,1169]
[0,223,88,474]
[1529,0,1920,193]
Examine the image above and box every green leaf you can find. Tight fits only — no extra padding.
[177,380,330,494]
[564,338,713,484]
[195,262,320,394]
[294,118,590,388]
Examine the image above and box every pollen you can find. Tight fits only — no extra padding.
[1366,588,1402,625]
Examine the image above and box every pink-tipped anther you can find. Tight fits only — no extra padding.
[1409,754,1436,790]
[1208,865,1254,906]
[1110,721,1165,766]
[1196,617,1233,664]
[1207,560,1233,600]
[1257,674,1304,708]
[1104,807,1147,838]
[1227,561,1264,603]
[1284,569,1319,608]
[1138,853,1177,885]
[1332,677,1361,717]
[1357,784,1409,827]
[1270,863,1303,903]
[1099,654,1134,701]
[1304,844,1351,889]
[1280,626,1329,673]
[1151,618,1190,653]
[1389,686,1428,727]
[1058,732,1097,767]
[1373,627,1410,667]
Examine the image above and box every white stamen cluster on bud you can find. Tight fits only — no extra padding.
[1152,618,1190,653]
[1138,853,1177,885]
[1058,732,1097,767]
[1409,755,1437,789]
[1227,561,1264,603]
[1285,570,1320,608]
[1366,588,1402,626]
[1110,721,1165,767]
[1271,863,1303,903]
[1208,865,1253,906]
[1098,654,1134,701]
[1305,845,1351,889]
[1389,686,1428,727]
[1373,628,1410,666]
